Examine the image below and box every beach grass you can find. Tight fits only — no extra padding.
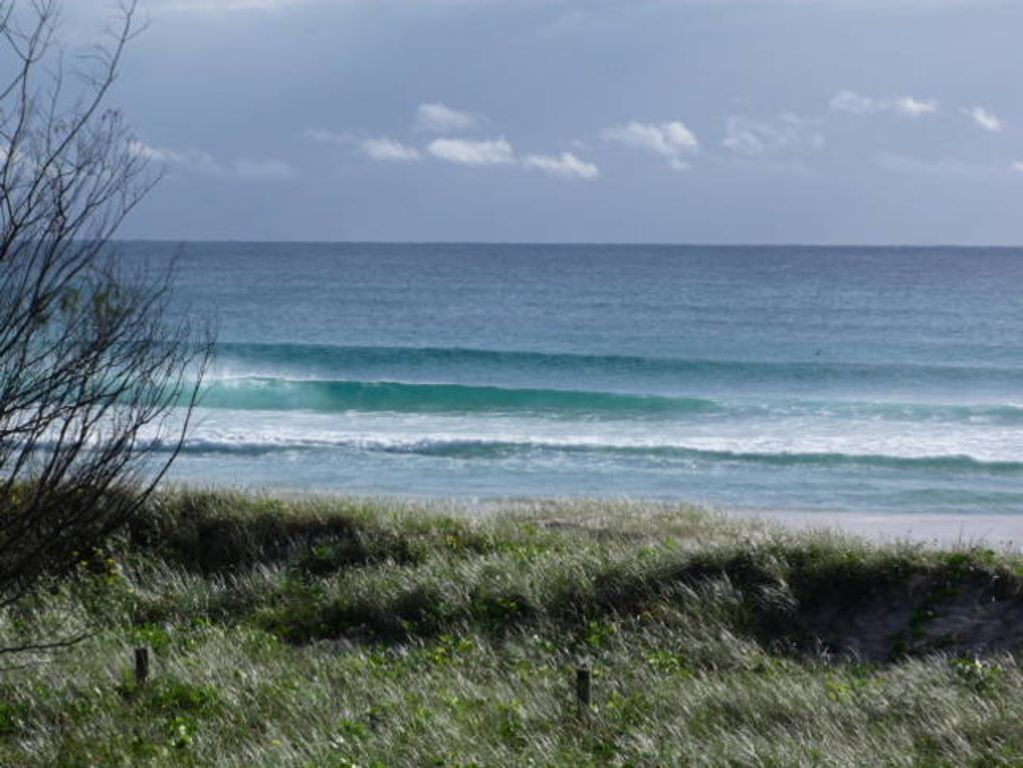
[0,490,1022,766]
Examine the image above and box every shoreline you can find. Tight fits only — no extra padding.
[165,482,1023,549]
[743,510,1023,550]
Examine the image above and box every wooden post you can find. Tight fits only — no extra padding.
[576,663,591,714]
[134,647,150,686]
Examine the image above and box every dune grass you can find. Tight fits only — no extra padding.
[0,490,1021,766]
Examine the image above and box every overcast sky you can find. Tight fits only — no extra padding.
[61,0,1023,244]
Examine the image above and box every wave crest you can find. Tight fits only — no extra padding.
[199,377,721,416]
[173,435,1023,475]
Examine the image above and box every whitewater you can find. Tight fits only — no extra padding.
[144,242,1023,516]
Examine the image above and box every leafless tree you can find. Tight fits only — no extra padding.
[0,0,211,621]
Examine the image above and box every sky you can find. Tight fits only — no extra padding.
[58,0,1023,244]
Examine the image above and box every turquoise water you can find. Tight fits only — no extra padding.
[144,242,1023,514]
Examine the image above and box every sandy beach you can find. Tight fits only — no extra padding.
[752,511,1023,550]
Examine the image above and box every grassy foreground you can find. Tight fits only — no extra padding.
[1,491,1022,766]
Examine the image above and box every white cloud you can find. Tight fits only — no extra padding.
[234,158,298,180]
[304,128,354,146]
[1013,162,1023,174]
[128,140,222,175]
[891,96,938,117]
[523,152,599,179]
[129,140,295,181]
[127,140,167,161]
[829,90,875,115]
[360,138,422,162]
[722,114,823,157]
[962,106,1004,132]
[307,131,422,162]
[415,103,482,133]
[427,137,514,166]
[830,90,938,117]
[602,120,699,170]
[0,144,38,175]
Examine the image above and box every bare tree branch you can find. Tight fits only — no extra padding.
[0,1,212,613]
[0,630,88,656]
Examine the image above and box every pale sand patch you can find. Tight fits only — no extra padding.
[743,511,1023,552]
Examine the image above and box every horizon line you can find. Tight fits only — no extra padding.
[114,238,1023,249]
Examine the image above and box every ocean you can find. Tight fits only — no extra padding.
[143,241,1023,516]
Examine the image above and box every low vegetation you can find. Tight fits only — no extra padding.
[1,490,1022,766]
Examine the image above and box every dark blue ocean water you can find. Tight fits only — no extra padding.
[141,242,1023,515]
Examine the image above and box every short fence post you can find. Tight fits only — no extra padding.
[576,663,591,714]
[134,647,150,686]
